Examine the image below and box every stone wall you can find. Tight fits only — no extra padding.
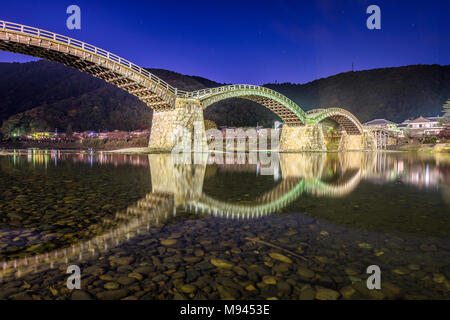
[279,124,327,152]
[148,98,207,152]
[339,131,377,151]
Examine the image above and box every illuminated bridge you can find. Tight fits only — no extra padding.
[0,20,381,152]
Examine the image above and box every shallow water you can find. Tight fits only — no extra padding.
[0,150,449,300]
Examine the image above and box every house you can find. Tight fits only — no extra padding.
[363,119,396,128]
[401,116,443,136]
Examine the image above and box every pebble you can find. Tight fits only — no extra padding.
[96,289,128,300]
[358,242,372,249]
[392,268,410,275]
[262,276,277,285]
[433,273,446,284]
[268,252,292,264]
[315,287,341,300]
[297,267,315,279]
[160,239,177,246]
[340,286,357,299]
[117,277,136,286]
[104,282,120,290]
[71,290,93,300]
[210,258,234,269]
[181,284,197,294]
[128,273,144,281]
[298,286,315,300]
[245,284,257,291]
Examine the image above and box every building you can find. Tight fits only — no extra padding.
[363,119,396,128]
[401,116,443,136]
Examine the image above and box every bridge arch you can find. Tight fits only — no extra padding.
[307,108,363,135]
[183,85,307,126]
[0,20,178,110]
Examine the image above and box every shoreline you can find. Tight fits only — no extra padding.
[1,142,449,155]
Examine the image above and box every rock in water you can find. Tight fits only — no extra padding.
[210,258,234,269]
[269,252,292,264]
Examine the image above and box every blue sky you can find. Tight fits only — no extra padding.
[0,0,449,84]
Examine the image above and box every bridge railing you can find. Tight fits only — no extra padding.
[306,108,325,114]
[0,20,178,96]
[365,125,402,135]
[310,107,359,122]
[178,84,306,117]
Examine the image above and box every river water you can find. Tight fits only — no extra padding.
[0,150,449,300]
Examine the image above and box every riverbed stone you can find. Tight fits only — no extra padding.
[262,276,277,285]
[96,289,128,300]
[315,287,340,300]
[104,282,120,290]
[298,286,316,300]
[297,267,315,279]
[340,286,357,299]
[71,290,93,300]
[181,284,197,294]
[128,273,144,281]
[161,239,177,246]
[269,252,292,264]
[210,258,233,269]
[117,277,136,286]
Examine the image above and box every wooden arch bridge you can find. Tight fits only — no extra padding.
[0,20,381,152]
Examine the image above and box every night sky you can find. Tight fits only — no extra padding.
[0,0,449,84]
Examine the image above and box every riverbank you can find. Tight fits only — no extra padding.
[393,143,450,153]
[2,140,449,154]
[0,136,149,151]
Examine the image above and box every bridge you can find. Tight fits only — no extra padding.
[365,126,402,149]
[0,20,381,152]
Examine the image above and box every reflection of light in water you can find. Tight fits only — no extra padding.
[2,152,449,280]
[0,192,174,280]
[274,164,280,181]
[5,150,448,192]
[398,160,404,172]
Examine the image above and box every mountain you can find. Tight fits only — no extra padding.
[265,64,450,123]
[0,61,152,134]
[0,60,449,137]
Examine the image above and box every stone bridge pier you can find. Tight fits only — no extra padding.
[338,131,376,151]
[279,124,327,152]
[148,98,208,153]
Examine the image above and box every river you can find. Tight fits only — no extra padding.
[0,150,449,300]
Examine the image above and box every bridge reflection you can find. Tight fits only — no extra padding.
[1,152,449,279]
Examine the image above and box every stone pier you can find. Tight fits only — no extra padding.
[279,123,327,152]
[338,131,376,151]
[148,98,208,152]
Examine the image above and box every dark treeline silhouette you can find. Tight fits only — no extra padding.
[0,61,448,136]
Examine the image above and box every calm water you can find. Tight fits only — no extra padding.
[0,150,449,300]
